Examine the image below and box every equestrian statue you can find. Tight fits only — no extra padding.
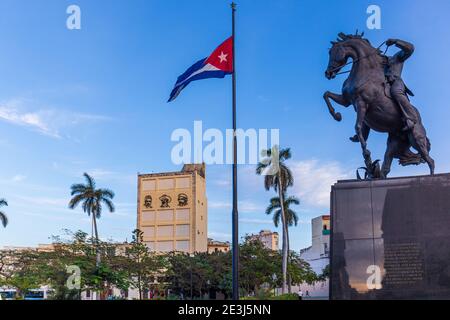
[324,32,434,179]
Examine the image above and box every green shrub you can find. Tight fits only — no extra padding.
[270,293,299,300]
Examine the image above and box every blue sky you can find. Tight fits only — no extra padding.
[0,0,450,251]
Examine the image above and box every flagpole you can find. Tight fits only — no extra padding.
[231,1,239,301]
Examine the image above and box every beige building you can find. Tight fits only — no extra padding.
[207,239,230,254]
[249,230,279,251]
[137,164,208,254]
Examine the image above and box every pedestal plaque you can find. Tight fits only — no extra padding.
[330,174,450,300]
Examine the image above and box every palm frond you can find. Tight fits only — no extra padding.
[273,210,282,227]
[83,173,96,189]
[256,162,269,175]
[94,201,102,219]
[68,194,85,209]
[265,203,276,216]
[98,188,115,199]
[264,175,276,191]
[286,209,299,226]
[102,198,115,213]
[279,164,294,190]
[82,199,91,215]
[0,212,8,228]
[285,196,300,206]
[70,184,88,196]
[279,148,292,161]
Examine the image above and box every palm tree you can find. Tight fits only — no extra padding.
[265,195,299,229]
[256,146,293,294]
[265,195,299,293]
[69,173,115,266]
[0,199,8,228]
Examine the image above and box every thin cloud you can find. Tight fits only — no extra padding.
[290,159,353,208]
[11,175,27,182]
[209,200,264,213]
[0,174,27,184]
[240,218,273,225]
[208,231,232,241]
[0,98,112,138]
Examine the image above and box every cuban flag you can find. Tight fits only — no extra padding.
[168,37,233,102]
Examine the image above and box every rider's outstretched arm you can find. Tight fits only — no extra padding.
[392,39,415,62]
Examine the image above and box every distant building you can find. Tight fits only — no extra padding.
[137,164,208,254]
[249,230,279,251]
[294,215,330,299]
[207,239,230,254]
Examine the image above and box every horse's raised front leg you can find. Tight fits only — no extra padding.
[354,100,373,167]
[323,91,351,122]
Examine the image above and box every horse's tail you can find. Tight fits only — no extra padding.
[427,138,431,152]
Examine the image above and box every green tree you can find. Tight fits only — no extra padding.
[317,264,330,282]
[125,229,166,300]
[287,251,317,286]
[0,248,43,299]
[42,230,130,300]
[0,199,8,228]
[68,173,115,266]
[256,146,294,294]
[165,251,234,300]
[240,237,278,296]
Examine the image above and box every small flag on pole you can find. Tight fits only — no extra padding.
[168,37,233,102]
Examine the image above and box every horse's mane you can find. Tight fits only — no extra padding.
[333,31,387,65]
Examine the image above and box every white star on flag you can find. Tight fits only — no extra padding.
[218,51,228,63]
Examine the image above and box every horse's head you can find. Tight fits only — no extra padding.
[325,41,347,79]
[325,32,375,80]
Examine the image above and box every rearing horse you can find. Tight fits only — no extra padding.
[323,32,434,178]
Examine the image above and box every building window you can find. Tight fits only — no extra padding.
[142,180,156,191]
[176,177,190,189]
[176,240,190,252]
[176,209,190,221]
[158,179,175,190]
[157,226,173,237]
[142,211,155,223]
[142,226,155,237]
[176,225,190,237]
[156,241,174,252]
[157,210,174,222]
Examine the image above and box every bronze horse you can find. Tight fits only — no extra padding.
[323,32,434,178]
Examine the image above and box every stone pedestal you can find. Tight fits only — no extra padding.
[330,174,450,300]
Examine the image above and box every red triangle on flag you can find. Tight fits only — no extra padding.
[205,36,233,73]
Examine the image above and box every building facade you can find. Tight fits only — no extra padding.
[249,230,279,251]
[207,239,230,254]
[294,215,330,299]
[137,164,208,254]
